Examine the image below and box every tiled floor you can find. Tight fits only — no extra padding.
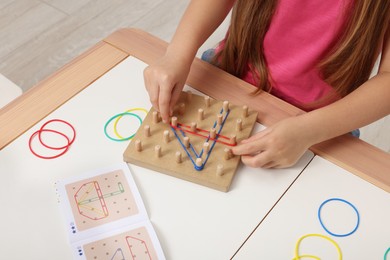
[0,0,388,152]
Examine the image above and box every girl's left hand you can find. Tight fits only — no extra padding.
[231,117,313,168]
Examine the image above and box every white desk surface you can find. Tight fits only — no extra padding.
[0,74,22,108]
[233,156,390,259]
[0,57,314,260]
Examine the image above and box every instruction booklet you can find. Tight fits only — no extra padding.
[56,163,165,259]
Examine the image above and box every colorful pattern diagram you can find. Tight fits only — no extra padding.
[65,170,139,231]
[83,227,158,260]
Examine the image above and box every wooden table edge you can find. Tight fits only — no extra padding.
[0,41,128,149]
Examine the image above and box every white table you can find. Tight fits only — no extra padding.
[0,74,22,108]
[233,156,390,259]
[0,57,314,260]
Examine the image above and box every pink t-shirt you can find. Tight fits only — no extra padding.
[241,0,352,110]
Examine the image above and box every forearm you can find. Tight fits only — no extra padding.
[166,0,235,65]
[299,23,390,146]
[299,72,390,145]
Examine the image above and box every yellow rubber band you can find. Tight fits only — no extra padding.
[292,254,321,260]
[294,234,342,260]
[113,108,148,139]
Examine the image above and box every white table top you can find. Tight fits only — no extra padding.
[233,156,390,259]
[0,57,314,259]
[0,74,22,108]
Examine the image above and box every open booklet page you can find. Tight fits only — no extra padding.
[56,163,165,259]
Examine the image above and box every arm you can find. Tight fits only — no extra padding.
[144,0,235,123]
[233,26,390,168]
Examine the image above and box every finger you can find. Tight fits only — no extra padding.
[143,70,160,112]
[159,84,172,123]
[240,129,269,144]
[169,84,183,117]
[241,151,273,168]
[262,161,279,169]
[232,138,266,155]
[149,85,160,112]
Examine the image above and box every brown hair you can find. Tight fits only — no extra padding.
[213,0,390,101]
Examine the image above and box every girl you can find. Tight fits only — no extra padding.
[143,0,390,168]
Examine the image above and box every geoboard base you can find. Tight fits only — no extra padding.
[123,92,257,192]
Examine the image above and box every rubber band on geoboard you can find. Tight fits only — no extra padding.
[28,119,76,159]
[104,108,147,142]
[293,233,342,260]
[318,198,360,237]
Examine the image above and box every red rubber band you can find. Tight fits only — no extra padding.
[171,123,236,147]
[38,119,76,150]
[29,129,71,159]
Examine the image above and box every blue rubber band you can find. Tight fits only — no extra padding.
[318,198,360,237]
[170,107,230,171]
[200,108,230,167]
[171,126,198,166]
[104,112,142,142]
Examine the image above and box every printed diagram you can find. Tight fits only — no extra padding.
[66,170,139,231]
[110,248,125,260]
[75,181,125,220]
[84,227,158,260]
[127,235,152,260]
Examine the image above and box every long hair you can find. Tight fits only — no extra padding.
[212,0,390,101]
[213,0,278,93]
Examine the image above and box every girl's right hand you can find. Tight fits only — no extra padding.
[143,53,191,123]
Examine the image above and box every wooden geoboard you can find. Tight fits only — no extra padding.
[123,91,257,192]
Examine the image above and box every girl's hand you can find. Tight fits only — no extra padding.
[232,116,313,168]
[143,54,191,123]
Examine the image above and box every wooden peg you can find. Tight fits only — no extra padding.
[217,114,223,125]
[203,142,210,154]
[242,105,249,118]
[175,151,182,163]
[204,96,210,107]
[230,134,237,145]
[163,130,170,143]
[198,108,204,121]
[144,125,151,137]
[223,101,229,112]
[135,139,142,152]
[183,136,190,148]
[216,164,224,176]
[195,157,203,168]
[224,148,233,160]
[178,103,185,115]
[155,145,161,158]
[153,111,160,124]
[210,128,217,139]
[236,118,242,131]
[190,122,197,132]
[171,116,178,127]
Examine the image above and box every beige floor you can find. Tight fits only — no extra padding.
[0,0,388,152]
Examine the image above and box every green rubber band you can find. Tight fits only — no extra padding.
[104,112,142,142]
[385,247,390,260]
[113,108,148,138]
